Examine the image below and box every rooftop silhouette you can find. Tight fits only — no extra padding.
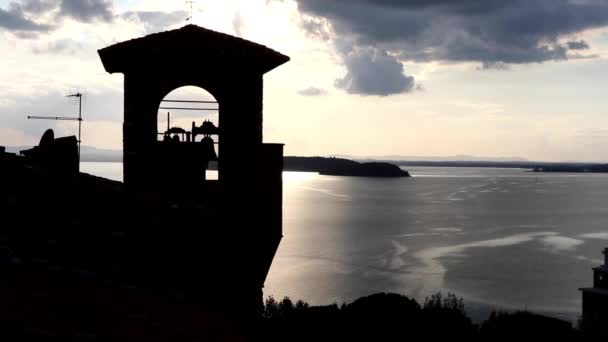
[0,24,290,340]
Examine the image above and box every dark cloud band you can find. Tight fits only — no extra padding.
[294,0,608,64]
[0,2,54,33]
[1,0,188,38]
[287,0,608,95]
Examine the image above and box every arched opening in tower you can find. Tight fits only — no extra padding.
[157,86,219,181]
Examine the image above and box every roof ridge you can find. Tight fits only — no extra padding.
[101,24,286,58]
[179,24,285,56]
[98,24,290,74]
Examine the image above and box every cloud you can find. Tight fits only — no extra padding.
[567,40,590,50]
[298,86,328,96]
[122,11,188,34]
[59,0,113,22]
[0,4,54,34]
[0,0,113,37]
[289,0,608,74]
[1,1,191,38]
[31,38,83,54]
[282,0,608,95]
[334,46,416,96]
[232,10,244,37]
[21,0,56,14]
[8,0,114,23]
[300,16,330,41]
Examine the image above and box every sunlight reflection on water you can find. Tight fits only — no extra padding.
[82,163,608,322]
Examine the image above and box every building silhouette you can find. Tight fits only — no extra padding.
[0,25,290,339]
[580,247,608,335]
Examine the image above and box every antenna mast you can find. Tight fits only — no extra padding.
[27,93,84,167]
[186,0,195,22]
[68,92,83,158]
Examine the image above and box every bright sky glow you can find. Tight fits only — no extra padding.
[1,0,608,161]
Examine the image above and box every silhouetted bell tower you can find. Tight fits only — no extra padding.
[98,24,289,189]
[98,25,290,314]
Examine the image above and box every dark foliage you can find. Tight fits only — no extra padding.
[480,311,579,340]
[261,292,477,341]
[421,292,476,339]
[342,293,422,341]
[260,293,589,342]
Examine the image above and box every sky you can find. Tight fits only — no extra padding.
[1,0,608,162]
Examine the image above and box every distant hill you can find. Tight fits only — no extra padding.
[3,145,122,162]
[6,143,608,173]
[389,160,608,171]
[333,154,530,163]
[284,157,410,178]
[79,146,122,162]
[331,154,608,171]
[532,164,608,173]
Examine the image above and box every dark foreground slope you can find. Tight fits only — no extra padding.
[0,153,259,340]
[284,157,410,177]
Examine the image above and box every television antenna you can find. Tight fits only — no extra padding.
[27,92,84,160]
[185,0,195,22]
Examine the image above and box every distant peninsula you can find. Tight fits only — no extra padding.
[532,164,608,173]
[284,157,410,178]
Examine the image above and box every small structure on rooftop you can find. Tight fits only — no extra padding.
[20,129,79,174]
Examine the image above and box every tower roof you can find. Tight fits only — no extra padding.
[98,25,290,74]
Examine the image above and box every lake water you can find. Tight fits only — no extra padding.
[81,162,608,322]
